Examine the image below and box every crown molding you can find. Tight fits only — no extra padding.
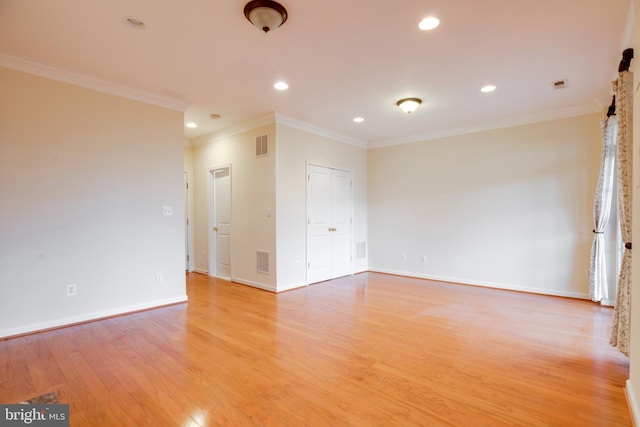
[0,50,190,112]
[191,112,368,149]
[368,103,602,149]
[191,113,276,146]
[274,113,368,149]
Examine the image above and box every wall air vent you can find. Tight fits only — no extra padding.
[256,250,269,273]
[256,134,269,157]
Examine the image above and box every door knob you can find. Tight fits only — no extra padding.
[213,227,219,231]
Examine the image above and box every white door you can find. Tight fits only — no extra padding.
[307,165,352,284]
[209,167,231,279]
[330,169,352,279]
[307,166,332,284]
[184,172,189,271]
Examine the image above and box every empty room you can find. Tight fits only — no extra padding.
[1,0,639,425]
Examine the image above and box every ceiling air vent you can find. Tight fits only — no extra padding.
[256,134,269,157]
[553,79,568,90]
[256,250,269,273]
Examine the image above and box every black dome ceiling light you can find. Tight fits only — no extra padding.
[244,0,288,33]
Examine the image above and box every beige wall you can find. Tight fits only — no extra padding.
[368,113,602,297]
[0,67,187,337]
[192,125,277,290]
[275,124,368,291]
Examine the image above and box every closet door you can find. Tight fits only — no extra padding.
[307,164,352,284]
[330,169,352,279]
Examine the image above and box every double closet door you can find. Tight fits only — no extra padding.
[307,164,353,284]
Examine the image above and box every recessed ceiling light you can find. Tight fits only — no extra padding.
[186,122,198,128]
[123,16,146,30]
[353,117,365,123]
[419,17,440,31]
[481,85,497,93]
[274,81,289,90]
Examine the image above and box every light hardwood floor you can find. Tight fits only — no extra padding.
[0,272,631,426]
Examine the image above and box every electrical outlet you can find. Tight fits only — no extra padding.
[401,253,407,263]
[295,260,300,269]
[66,284,77,297]
[420,255,426,262]
[162,206,173,216]
[156,273,163,283]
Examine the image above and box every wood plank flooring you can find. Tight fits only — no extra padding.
[0,272,631,426]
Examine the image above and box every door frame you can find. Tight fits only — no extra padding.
[208,164,232,279]
[184,171,192,272]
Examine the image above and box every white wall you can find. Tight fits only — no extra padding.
[368,113,602,298]
[0,67,187,338]
[275,124,368,291]
[192,125,277,290]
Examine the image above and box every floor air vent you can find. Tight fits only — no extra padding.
[256,250,269,273]
[256,134,269,157]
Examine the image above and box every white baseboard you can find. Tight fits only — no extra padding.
[367,268,590,300]
[627,380,640,426]
[601,298,616,307]
[0,295,188,339]
[277,281,307,293]
[193,268,208,275]
[231,277,277,293]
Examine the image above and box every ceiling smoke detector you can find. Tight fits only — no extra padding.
[123,16,146,30]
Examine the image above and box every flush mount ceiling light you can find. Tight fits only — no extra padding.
[396,98,422,114]
[481,84,497,93]
[244,0,288,33]
[186,122,197,128]
[353,117,365,123]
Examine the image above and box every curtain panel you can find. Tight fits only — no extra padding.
[610,73,633,356]
[589,116,617,302]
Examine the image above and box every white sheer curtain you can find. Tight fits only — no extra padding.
[610,72,633,356]
[589,115,617,302]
